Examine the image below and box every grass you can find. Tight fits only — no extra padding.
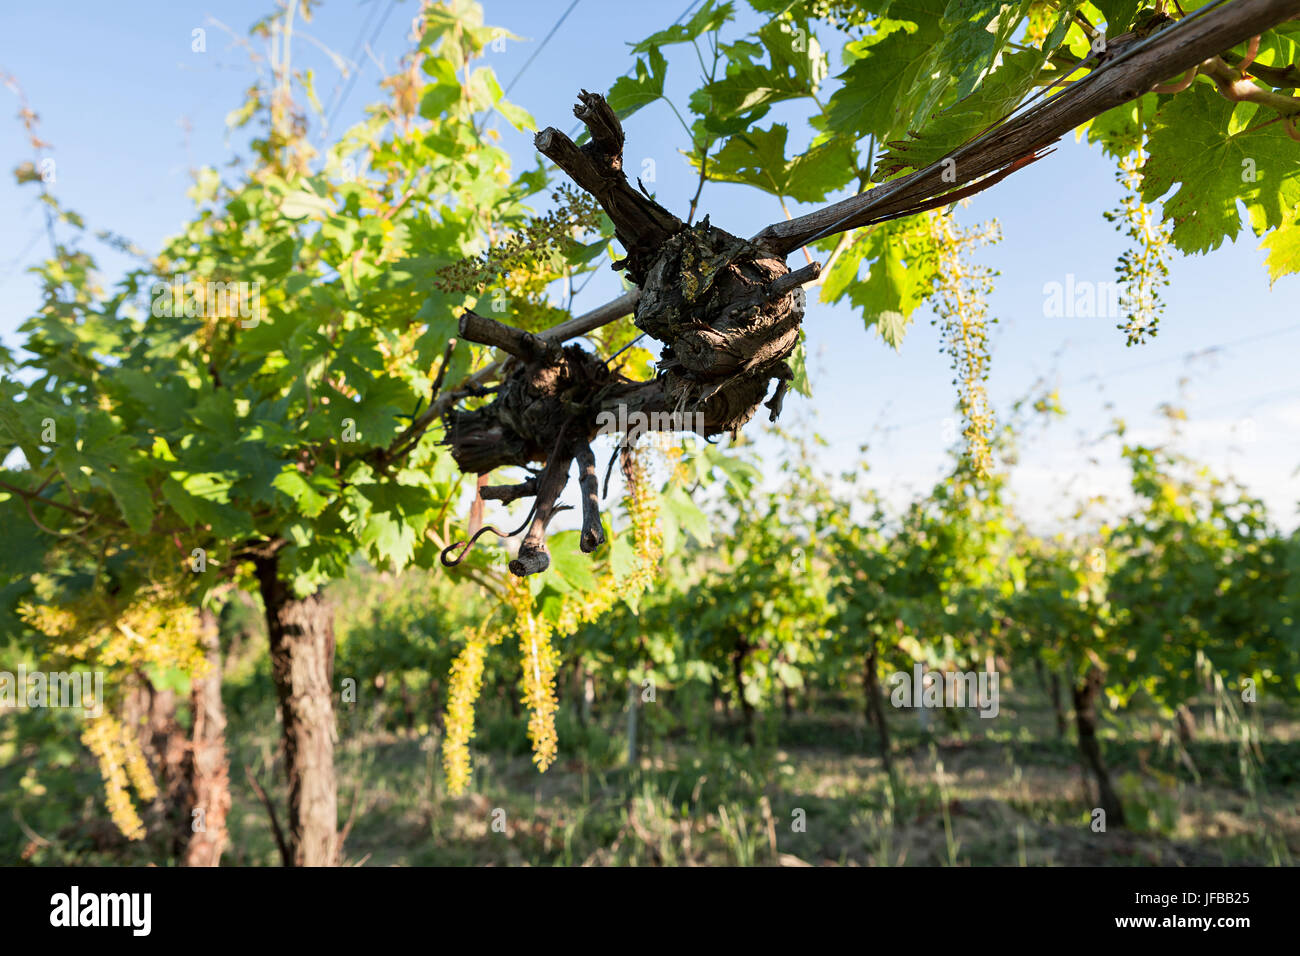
[4,674,1297,866]
[226,680,1299,866]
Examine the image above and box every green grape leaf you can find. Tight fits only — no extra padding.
[1092,0,1142,35]
[705,124,856,202]
[547,530,600,593]
[1260,214,1300,283]
[1142,87,1300,254]
[689,19,825,132]
[419,57,463,119]
[273,468,332,518]
[875,50,1047,178]
[789,331,812,398]
[100,469,153,535]
[495,98,535,133]
[824,1,951,145]
[607,47,667,119]
[632,0,734,53]
[823,219,934,347]
[663,484,713,546]
[940,0,1032,99]
[360,510,418,571]
[280,187,335,220]
[1083,92,1160,159]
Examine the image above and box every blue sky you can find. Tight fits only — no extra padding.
[2,0,1296,529]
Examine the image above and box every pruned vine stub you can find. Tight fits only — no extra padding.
[443,90,820,576]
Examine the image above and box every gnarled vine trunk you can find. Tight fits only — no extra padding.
[441,92,817,577]
[183,606,231,867]
[123,609,231,866]
[864,642,894,776]
[1072,665,1126,828]
[254,555,339,867]
[123,673,187,852]
[1050,672,1068,740]
[1175,703,1197,745]
[731,641,756,745]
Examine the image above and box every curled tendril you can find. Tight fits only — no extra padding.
[441,421,576,567]
[440,519,526,568]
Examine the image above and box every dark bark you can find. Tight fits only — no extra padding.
[444,256,801,477]
[1176,704,1197,745]
[123,613,230,866]
[508,438,573,576]
[399,681,417,730]
[482,476,538,502]
[632,218,806,430]
[123,672,190,857]
[574,440,605,553]
[535,90,683,285]
[458,310,561,363]
[444,341,611,476]
[123,676,185,795]
[1072,666,1126,828]
[429,677,442,732]
[254,555,339,867]
[864,643,894,776]
[731,644,756,745]
[1050,672,1068,740]
[626,680,639,765]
